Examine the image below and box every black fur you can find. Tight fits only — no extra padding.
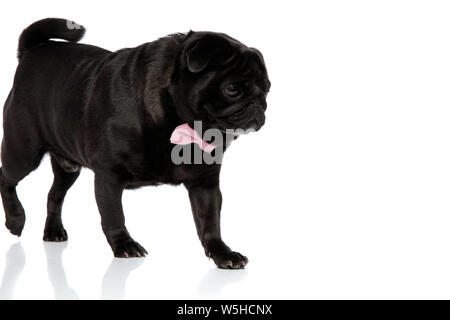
[18,18,85,59]
[0,18,270,268]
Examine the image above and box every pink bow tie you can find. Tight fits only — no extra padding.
[170,123,216,153]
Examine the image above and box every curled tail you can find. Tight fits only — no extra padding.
[17,18,85,59]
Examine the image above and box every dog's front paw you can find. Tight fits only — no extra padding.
[43,226,68,242]
[113,239,148,258]
[206,240,248,269]
[211,251,248,269]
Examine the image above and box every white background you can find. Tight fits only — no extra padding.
[0,0,449,299]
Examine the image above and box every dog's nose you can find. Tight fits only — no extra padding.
[249,104,266,131]
[250,98,267,112]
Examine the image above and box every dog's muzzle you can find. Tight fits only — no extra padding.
[237,100,266,132]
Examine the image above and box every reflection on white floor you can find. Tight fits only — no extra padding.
[44,242,79,299]
[101,258,144,299]
[197,268,247,299]
[0,243,26,300]
[0,242,148,300]
[0,241,250,300]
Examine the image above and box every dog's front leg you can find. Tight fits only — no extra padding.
[185,181,248,269]
[94,172,147,258]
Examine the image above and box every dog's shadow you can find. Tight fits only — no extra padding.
[0,242,144,299]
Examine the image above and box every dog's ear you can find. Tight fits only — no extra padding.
[185,34,233,73]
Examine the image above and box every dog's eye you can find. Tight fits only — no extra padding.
[223,84,242,98]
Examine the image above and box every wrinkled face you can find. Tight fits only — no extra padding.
[174,32,270,134]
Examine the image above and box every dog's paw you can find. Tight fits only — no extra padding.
[43,226,68,242]
[211,251,249,269]
[113,240,148,258]
[5,214,25,237]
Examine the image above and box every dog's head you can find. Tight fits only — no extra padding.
[171,31,270,134]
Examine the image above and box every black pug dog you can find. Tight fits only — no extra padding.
[0,18,270,269]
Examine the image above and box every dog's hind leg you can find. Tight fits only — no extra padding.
[0,92,46,236]
[0,167,26,236]
[43,156,80,242]
[0,141,45,236]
